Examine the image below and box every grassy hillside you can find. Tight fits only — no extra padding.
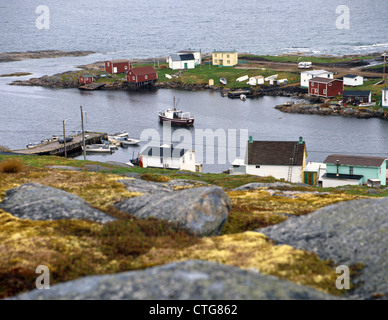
[0,154,383,298]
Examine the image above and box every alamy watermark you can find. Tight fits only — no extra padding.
[335,5,350,30]
[35,265,50,289]
[140,123,248,165]
[35,5,50,30]
[336,265,350,290]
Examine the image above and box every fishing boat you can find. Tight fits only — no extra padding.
[158,97,194,126]
[220,77,227,85]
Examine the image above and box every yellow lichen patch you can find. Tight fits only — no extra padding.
[223,189,367,234]
[0,209,114,298]
[131,231,341,295]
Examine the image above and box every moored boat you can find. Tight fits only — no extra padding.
[82,144,114,153]
[158,97,194,126]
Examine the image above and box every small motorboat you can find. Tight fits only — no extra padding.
[240,94,247,101]
[158,97,194,126]
[82,144,114,153]
[108,135,140,146]
[220,77,227,85]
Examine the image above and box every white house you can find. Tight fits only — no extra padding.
[177,50,202,66]
[230,137,307,184]
[343,74,364,87]
[383,88,388,108]
[247,76,264,86]
[168,53,196,70]
[140,145,196,172]
[300,70,333,88]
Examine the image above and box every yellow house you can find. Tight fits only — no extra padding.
[212,51,238,67]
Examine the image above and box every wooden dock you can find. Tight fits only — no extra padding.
[13,132,107,156]
[78,83,105,91]
[228,89,253,99]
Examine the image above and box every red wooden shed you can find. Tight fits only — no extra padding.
[79,74,94,85]
[105,59,130,74]
[309,77,343,98]
[126,65,158,85]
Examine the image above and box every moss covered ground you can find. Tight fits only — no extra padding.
[0,154,384,298]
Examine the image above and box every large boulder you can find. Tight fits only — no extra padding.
[11,260,335,300]
[0,183,115,224]
[114,187,231,236]
[259,198,388,299]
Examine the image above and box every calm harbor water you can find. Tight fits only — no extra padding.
[1,1,388,172]
[1,56,388,173]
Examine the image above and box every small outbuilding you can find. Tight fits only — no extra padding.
[105,59,130,74]
[309,77,343,98]
[177,50,202,66]
[343,90,372,104]
[343,74,364,87]
[78,74,94,85]
[247,76,264,86]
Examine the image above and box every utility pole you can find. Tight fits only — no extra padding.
[80,106,86,160]
[63,119,67,158]
[383,52,386,84]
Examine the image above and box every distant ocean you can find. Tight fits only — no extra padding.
[1,0,388,58]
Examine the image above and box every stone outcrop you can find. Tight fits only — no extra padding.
[276,103,388,121]
[0,183,115,224]
[118,178,173,194]
[259,197,388,299]
[114,187,231,236]
[11,260,335,300]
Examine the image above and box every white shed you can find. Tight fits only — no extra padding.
[247,76,264,86]
[140,145,196,172]
[300,70,333,88]
[343,74,363,87]
[168,53,196,70]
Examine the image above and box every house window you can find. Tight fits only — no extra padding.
[182,156,185,163]
[323,89,327,94]
[227,54,230,58]
[329,83,332,86]
[311,82,314,86]
[145,75,148,79]
[190,154,192,161]
[160,158,163,164]
[107,62,110,66]
[132,76,135,80]
[256,165,260,169]
[315,89,318,94]
[214,59,217,63]
[125,66,128,70]
[349,167,354,175]
[227,60,230,64]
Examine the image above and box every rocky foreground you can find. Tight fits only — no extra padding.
[0,159,387,300]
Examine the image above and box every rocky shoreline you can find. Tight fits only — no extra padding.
[0,50,95,63]
[276,102,388,120]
